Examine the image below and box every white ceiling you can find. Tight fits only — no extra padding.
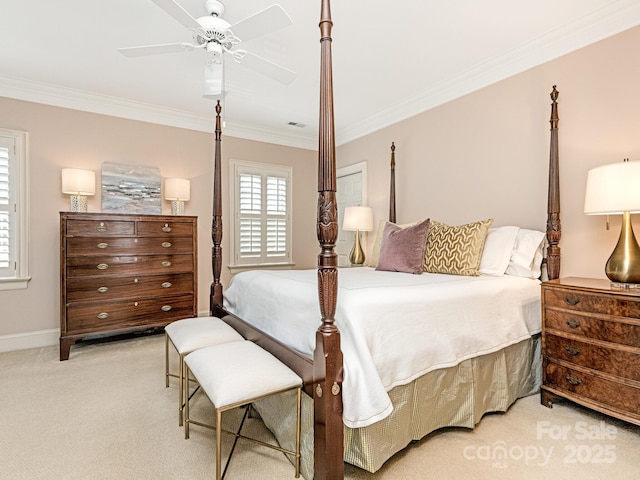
[1,1,640,149]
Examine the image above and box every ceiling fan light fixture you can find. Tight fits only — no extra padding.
[203,60,225,98]
[205,42,223,55]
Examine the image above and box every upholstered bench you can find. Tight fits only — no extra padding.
[184,340,302,480]
[165,316,244,425]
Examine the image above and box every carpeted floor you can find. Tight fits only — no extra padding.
[1,333,639,479]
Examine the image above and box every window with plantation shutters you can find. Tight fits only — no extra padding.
[0,129,29,290]
[230,160,292,267]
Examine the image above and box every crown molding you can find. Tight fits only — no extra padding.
[0,75,316,150]
[336,0,640,145]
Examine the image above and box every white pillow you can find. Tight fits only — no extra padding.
[479,226,520,276]
[505,229,546,279]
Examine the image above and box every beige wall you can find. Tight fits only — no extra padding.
[337,25,640,282]
[0,98,317,343]
[3,24,640,348]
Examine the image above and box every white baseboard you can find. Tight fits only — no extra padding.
[0,329,59,353]
[0,316,214,354]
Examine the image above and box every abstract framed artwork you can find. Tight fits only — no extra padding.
[101,163,161,214]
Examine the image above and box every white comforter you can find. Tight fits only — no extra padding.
[223,267,541,428]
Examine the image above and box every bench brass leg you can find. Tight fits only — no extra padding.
[164,333,170,388]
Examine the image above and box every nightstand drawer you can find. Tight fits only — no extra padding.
[545,309,640,347]
[545,333,640,381]
[544,288,640,317]
[545,361,640,419]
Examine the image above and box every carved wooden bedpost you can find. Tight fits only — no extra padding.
[546,86,561,280]
[314,1,344,479]
[210,101,224,313]
[389,142,396,224]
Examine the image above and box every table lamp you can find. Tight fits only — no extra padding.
[61,168,95,212]
[584,158,640,286]
[343,206,374,265]
[165,178,191,215]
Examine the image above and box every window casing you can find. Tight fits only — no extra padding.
[230,160,292,268]
[0,129,29,290]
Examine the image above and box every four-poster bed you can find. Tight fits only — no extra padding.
[207,2,561,479]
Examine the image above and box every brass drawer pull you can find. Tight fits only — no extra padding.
[96,222,107,232]
[161,242,172,248]
[565,345,581,356]
[161,261,172,267]
[97,242,108,249]
[161,305,172,312]
[161,282,172,288]
[566,319,581,329]
[96,312,109,319]
[564,296,580,306]
[97,287,108,293]
[162,224,172,233]
[97,263,108,270]
[566,375,582,386]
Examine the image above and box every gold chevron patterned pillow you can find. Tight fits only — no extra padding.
[424,219,493,276]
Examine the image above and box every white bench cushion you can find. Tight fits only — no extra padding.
[185,341,302,409]
[165,316,243,354]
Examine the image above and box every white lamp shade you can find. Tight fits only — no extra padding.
[343,206,374,231]
[584,160,640,215]
[61,169,95,195]
[164,178,191,201]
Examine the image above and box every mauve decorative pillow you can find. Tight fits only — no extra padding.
[375,219,431,274]
[369,219,421,267]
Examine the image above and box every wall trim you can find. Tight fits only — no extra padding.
[0,75,316,151]
[0,329,59,353]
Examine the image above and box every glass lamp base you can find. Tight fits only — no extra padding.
[70,195,88,212]
[171,200,185,216]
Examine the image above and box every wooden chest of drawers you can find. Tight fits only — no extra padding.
[60,212,197,360]
[541,277,640,425]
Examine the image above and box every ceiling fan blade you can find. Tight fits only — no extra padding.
[152,0,201,30]
[229,4,292,43]
[240,51,296,85]
[118,43,200,57]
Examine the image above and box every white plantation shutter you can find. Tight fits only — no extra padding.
[266,175,287,257]
[232,160,292,266]
[239,173,262,258]
[0,144,10,270]
[0,129,29,289]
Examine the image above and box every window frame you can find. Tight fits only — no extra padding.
[0,128,30,290]
[229,159,293,270]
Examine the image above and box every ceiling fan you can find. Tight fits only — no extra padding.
[118,0,296,97]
